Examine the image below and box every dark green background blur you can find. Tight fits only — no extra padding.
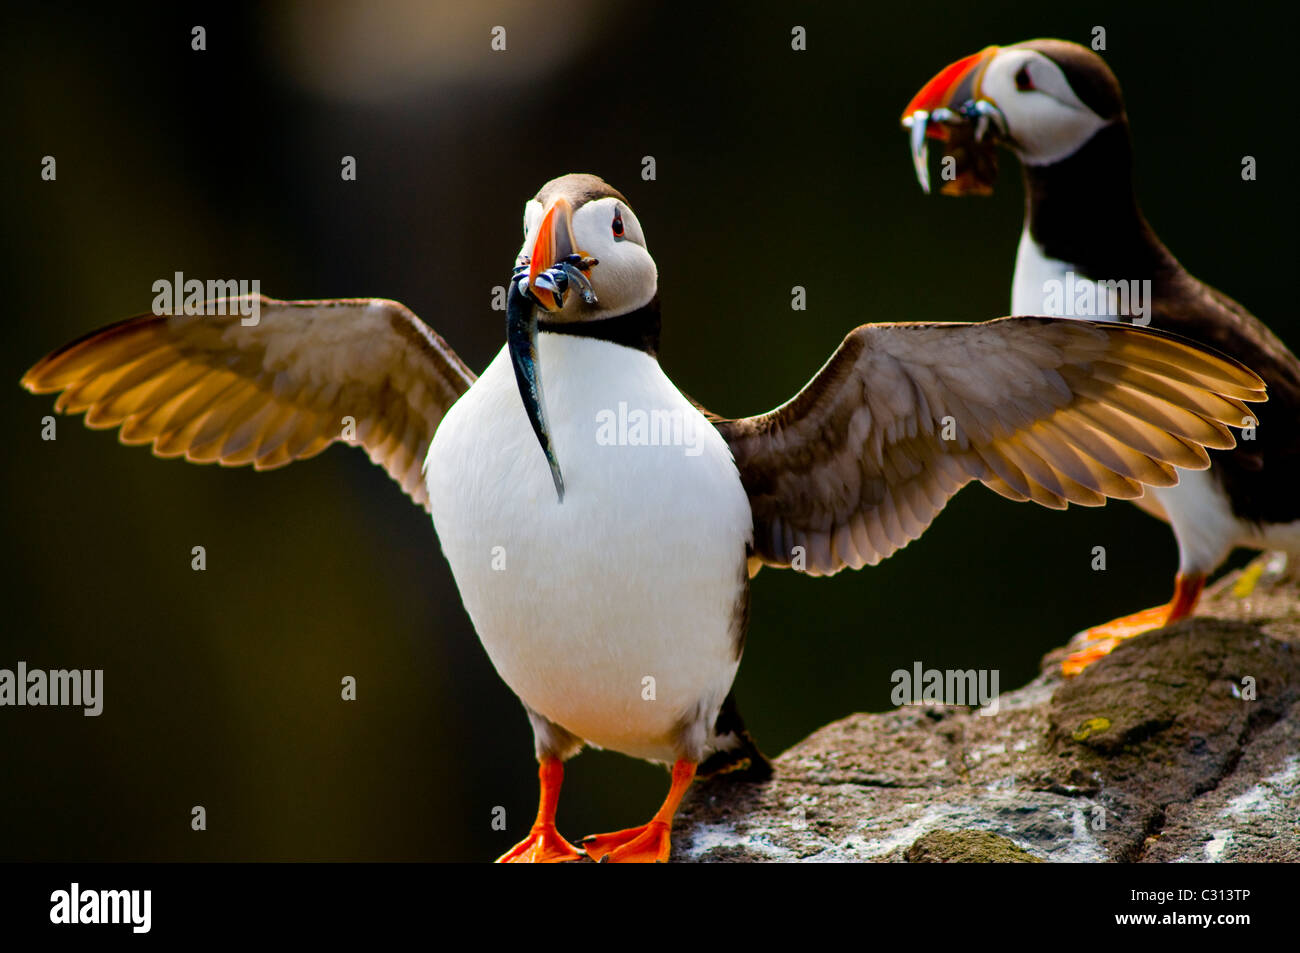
[2,2,1294,861]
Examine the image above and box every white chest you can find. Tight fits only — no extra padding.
[1012,228,1069,316]
[423,334,752,762]
[1011,229,1129,322]
[1152,469,1300,572]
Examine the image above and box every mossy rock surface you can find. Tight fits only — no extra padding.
[905,829,1044,863]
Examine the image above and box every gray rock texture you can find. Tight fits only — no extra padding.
[672,556,1300,862]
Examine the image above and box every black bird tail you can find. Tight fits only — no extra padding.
[699,692,773,782]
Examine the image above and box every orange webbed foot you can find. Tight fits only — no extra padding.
[1062,638,1125,677]
[1062,573,1205,676]
[582,820,673,863]
[497,824,584,863]
[1076,605,1172,643]
[496,756,583,862]
[582,759,697,864]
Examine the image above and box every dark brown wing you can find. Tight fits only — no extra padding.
[1150,269,1300,526]
[714,317,1266,576]
[21,296,476,512]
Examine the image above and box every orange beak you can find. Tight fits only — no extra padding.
[527,197,586,313]
[900,45,999,136]
[900,45,1002,195]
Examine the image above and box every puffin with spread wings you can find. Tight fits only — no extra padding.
[23,172,1266,862]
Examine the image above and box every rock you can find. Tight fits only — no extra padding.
[672,554,1300,862]
[905,830,1043,863]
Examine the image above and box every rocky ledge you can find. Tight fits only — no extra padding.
[673,555,1300,862]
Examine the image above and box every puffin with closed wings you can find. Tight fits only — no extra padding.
[23,173,1266,862]
[901,40,1300,674]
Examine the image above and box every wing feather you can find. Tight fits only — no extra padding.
[22,295,475,511]
[715,317,1267,575]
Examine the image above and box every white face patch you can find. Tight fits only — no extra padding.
[519,195,658,321]
[982,50,1111,166]
[520,199,545,256]
[569,197,657,319]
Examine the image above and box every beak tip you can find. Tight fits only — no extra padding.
[908,112,932,194]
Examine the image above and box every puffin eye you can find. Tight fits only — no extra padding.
[1014,64,1034,91]
[611,209,625,238]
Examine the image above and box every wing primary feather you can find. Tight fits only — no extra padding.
[21,298,475,513]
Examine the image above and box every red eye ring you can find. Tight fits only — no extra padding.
[1015,64,1034,91]
[612,209,624,237]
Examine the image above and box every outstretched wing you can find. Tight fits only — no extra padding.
[21,296,476,512]
[714,317,1266,576]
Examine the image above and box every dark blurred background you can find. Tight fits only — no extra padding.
[2,2,1294,861]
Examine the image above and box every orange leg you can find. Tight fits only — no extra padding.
[496,757,583,863]
[1063,572,1205,676]
[582,760,697,863]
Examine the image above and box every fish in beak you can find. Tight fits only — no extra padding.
[507,197,599,503]
[900,45,1005,196]
[524,197,598,312]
